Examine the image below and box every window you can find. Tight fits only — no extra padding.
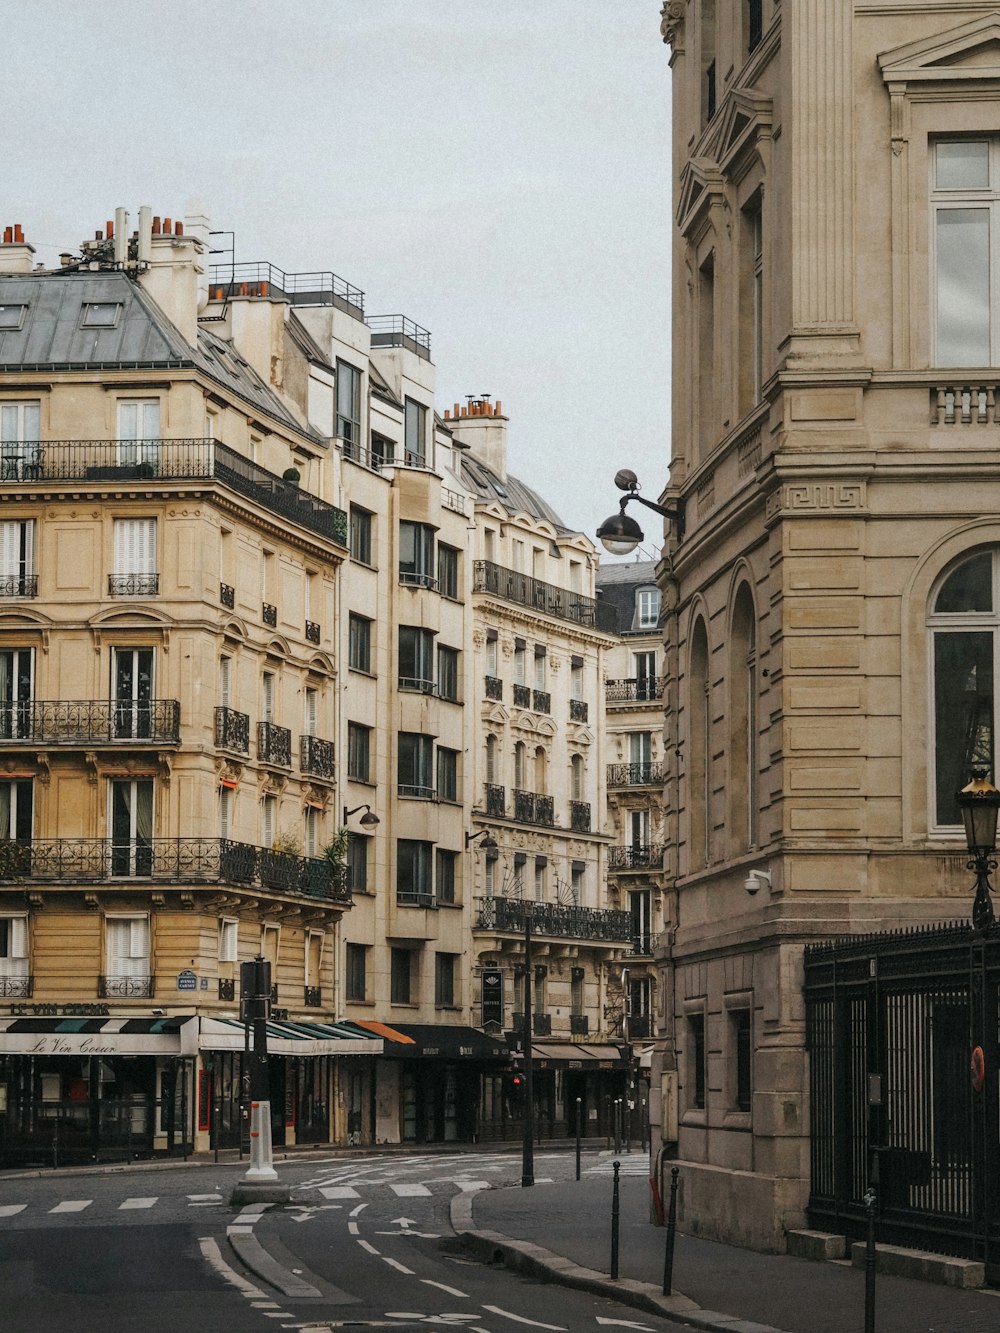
[630,808,650,847]
[304,806,319,858]
[397,840,433,904]
[0,520,35,597]
[399,626,435,691]
[437,544,459,599]
[0,779,32,842]
[688,1011,706,1110]
[219,918,238,964]
[730,584,758,851]
[437,645,459,701]
[514,742,527,790]
[0,914,28,990]
[261,671,275,724]
[570,658,584,700]
[305,930,323,988]
[112,647,153,739]
[0,400,40,479]
[261,793,277,847]
[0,647,33,740]
[698,255,716,459]
[630,889,651,953]
[747,0,763,53]
[486,733,499,784]
[109,778,153,876]
[346,942,367,1002]
[436,848,457,904]
[219,785,234,839]
[347,722,371,782]
[513,853,526,898]
[349,505,373,565]
[932,140,1000,366]
[372,432,394,467]
[219,655,232,708]
[336,360,362,447]
[349,614,372,673]
[571,967,584,1017]
[0,305,27,330]
[689,618,710,866]
[348,834,368,893]
[534,855,546,901]
[112,517,157,596]
[104,915,150,996]
[304,686,318,737]
[399,521,436,587]
[260,922,279,969]
[437,747,458,803]
[571,860,585,906]
[404,398,426,466]
[391,946,413,1004]
[398,733,434,798]
[748,197,764,405]
[82,301,123,328]
[485,633,498,679]
[513,640,526,685]
[534,646,546,690]
[629,731,652,767]
[435,952,456,1007]
[731,1008,752,1113]
[636,587,661,629]
[634,651,657,698]
[570,753,584,800]
[117,399,160,467]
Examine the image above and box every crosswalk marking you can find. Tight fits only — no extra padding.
[119,1196,158,1210]
[319,1185,360,1199]
[453,1180,490,1192]
[49,1200,91,1213]
[0,1205,26,1217]
[389,1182,431,1197]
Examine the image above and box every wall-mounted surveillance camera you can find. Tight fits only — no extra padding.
[744,869,772,896]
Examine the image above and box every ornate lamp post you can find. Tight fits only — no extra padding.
[956,767,1000,931]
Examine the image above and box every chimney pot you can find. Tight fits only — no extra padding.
[2,227,11,244]
[152,216,161,234]
[163,217,172,234]
[95,230,103,242]
[106,220,114,239]
[174,220,183,236]
[13,224,24,243]
[495,400,503,416]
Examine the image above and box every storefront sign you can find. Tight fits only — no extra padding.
[7,1004,110,1017]
[481,969,504,1027]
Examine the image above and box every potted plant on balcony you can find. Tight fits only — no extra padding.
[316,826,351,895]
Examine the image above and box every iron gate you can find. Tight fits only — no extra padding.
[805,923,1000,1279]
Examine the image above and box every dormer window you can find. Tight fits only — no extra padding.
[0,305,27,330]
[81,302,122,328]
[636,587,661,630]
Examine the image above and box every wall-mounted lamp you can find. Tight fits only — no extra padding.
[465,829,499,862]
[743,868,772,897]
[596,469,684,556]
[344,803,380,829]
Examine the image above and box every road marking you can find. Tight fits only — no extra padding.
[390,1182,431,1197]
[596,1320,655,1329]
[421,1279,469,1298]
[382,1256,415,1274]
[119,1196,157,1210]
[453,1180,490,1192]
[349,1202,368,1217]
[357,1238,380,1255]
[320,1185,360,1199]
[188,1193,222,1202]
[251,1301,280,1308]
[482,1307,566,1329]
[348,1220,360,1235]
[0,1205,26,1217]
[198,1235,268,1299]
[49,1200,91,1213]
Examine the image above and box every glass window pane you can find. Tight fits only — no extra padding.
[935,552,993,614]
[936,208,991,366]
[936,141,990,191]
[934,630,994,824]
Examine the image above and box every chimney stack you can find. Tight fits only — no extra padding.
[0,223,35,275]
[448,395,510,480]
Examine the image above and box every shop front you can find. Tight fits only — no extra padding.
[481,1041,629,1141]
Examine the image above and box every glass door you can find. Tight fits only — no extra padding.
[113,648,153,739]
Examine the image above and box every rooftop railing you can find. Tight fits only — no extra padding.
[473,560,617,633]
[474,896,632,943]
[209,262,365,318]
[367,314,432,361]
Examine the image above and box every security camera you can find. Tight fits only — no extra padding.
[744,869,772,896]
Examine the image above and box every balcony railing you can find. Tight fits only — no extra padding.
[398,783,436,800]
[99,975,154,999]
[569,800,591,833]
[399,570,438,591]
[262,602,277,627]
[473,560,618,632]
[300,734,335,780]
[0,575,37,598]
[627,1015,652,1039]
[514,789,554,827]
[218,977,236,1001]
[485,783,506,818]
[569,698,588,723]
[305,620,321,645]
[304,985,322,1008]
[0,439,348,546]
[220,582,235,608]
[533,1013,552,1037]
[109,573,159,597]
[532,689,550,714]
[0,699,180,746]
[475,896,632,943]
[215,707,250,754]
[512,683,531,708]
[630,935,654,957]
[606,761,666,787]
[608,844,664,871]
[0,974,31,998]
[606,677,665,704]
[258,721,291,767]
[570,1014,589,1036]
[485,675,503,702]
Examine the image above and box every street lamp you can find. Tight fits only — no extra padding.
[344,803,380,828]
[956,767,1000,931]
[465,828,499,860]
[596,469,684,556]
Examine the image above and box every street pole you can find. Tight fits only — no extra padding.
[610,1159,621,1279]
[521,903,535,1188]
[662,1165,680,1295]
[232,955,289,1205]
[864,1186,877,1333]
[575,1095,582,1181]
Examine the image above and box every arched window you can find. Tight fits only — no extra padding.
[929,548,998,827]
[570,753,584,800]
[689,617,710,867]
[729,584,758,852]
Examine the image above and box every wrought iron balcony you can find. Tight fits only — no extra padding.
[109,573,159,597]
[512,684,531,708]
[0,699,180,746]
[0,439,348,547]
[606,677,665,704]
[570,1014,589,1036]
[533,1013,552,1037]
[0,575,36,598]
[570,800,591,833]
[474,896,632,943]
[630,934,654,957]
[398,783,436,801]
[218,977,236,1001]
[627,1014,653,1039]
[473,560,618,632]
[0,974,31,998]
[305,620,321,645]
[215,706,250,754]
[569,698,588,723]
[99,975,154,999]
[220,582,235,609]
[0,837,349,901]
[606,761,666,787]
[608,844,664,871]
[301,734,334,780]
[304,985,322,1008]
[532,689,550,714]
[485,783,506,818]
[514,789,554,827]
[258,721,291,767]
[485,675,503,702]
[262,602,277,627]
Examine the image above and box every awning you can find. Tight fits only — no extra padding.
[199,1017,382,1057]
[516,1042,628,1069]
[637,1044,655,1070]
[0,1016,196,1056]
[354,1020,510,1062]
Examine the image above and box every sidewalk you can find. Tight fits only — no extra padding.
[457,1168,1000,1333]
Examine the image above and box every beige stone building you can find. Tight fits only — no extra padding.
[653,1,1000,1249]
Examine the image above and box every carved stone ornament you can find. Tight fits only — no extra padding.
[660,0,687,46]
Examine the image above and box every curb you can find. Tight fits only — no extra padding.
[450,1189,796,1333]
[226,1223,322,1299]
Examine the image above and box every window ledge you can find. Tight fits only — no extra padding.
[722,1111,752,1132]
[348,667,377,680]
[346,998,375,1007]
[681,1109,708,1128]
[436,1004,462,1013]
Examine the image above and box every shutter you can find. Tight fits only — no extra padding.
[0,523,21,578]
[129,916,149,960]
[9,916,27,959]
[138,518,156,574]
[106,918,129,973]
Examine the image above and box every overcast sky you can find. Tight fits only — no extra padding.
[8,0,671,552]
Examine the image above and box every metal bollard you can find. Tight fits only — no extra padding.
[662,1165,680,1294]
[575,1096,582,1181]
[610,1159,621,1279]
[864,1186,877,1333]
[614,1098,622,1155]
